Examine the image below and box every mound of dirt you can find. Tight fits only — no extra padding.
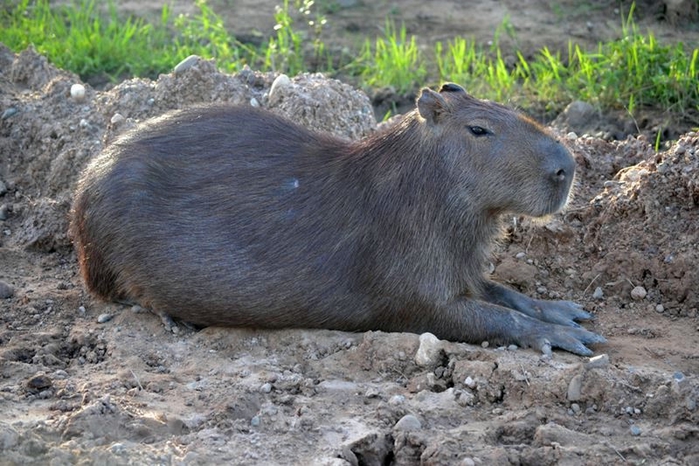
[1,45,697,465]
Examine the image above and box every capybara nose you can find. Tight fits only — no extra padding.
[547,143,575,185]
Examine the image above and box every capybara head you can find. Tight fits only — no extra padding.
[415,83,575,218]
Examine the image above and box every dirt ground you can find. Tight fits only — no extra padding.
[1,1,699,465]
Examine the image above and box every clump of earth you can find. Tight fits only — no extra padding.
[1,43,698,465]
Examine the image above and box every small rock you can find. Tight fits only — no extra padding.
[0,280,14,298]
[414,332,443,367]
[630,286,647,300]
[592,287,604,300]
[0,204,8,220]
[655,304,664,313]
[97,313,113,323]
[481,341,489,348]
[460,459,476,466]
[464,376,476,389]
[455,389,475,407]
[515,252,526,259]
[250,97,260,107]
[570,403,581,414]
[0,180,6,196]
[567,374,583,401]
[174,55,201,75]
[630,425,641,436]
[70,83,86,100]
[250,415,260,427]
[0,423,20,449]
[562,101,596,129]
[167,417,187,435]
[111,113,125,125]
[1,107,18,119]
[260,382,272,393]
[268,73,292,104]
[393,414,421,432]
[78,305,86,315]
[507,344,518,351]
[27,374,53,391]
[388,395,405,405]
[585,353,609,370]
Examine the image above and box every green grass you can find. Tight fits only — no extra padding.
[434,3,699,120]
[1,0,697,129]
[355,21,427,94]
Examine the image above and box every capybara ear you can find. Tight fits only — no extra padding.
[439,82,466,94]
[417,88,449,125]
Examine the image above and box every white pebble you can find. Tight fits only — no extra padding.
[111,113,125,125]
[173,55,200,75]
[592,287,604,300]
[481,341,489,348]
[630,286,647,300]
[464,376,476,389]
[414,332,443,367]
[78,306,86,315]
[515,252,526,259]
[97,313,113,323]
[268,73,291,104]
[655,304,664,313]
[260,382,272,393]
[250,97,260,107]
[70,83,86,100]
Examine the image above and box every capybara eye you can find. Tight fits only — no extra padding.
[468,126,489,136]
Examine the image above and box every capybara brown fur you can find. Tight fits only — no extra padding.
[70,83,605,355]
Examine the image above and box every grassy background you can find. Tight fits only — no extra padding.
[1,0,697,130]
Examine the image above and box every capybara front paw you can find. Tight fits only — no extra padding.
[532,299,595,328]
[526,324,606,357]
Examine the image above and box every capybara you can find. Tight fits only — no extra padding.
[70,83,605,356]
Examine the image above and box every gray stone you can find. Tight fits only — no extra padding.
[393,414,421,432]
[173,55,201,75]
[567,374,583,401]
[0,280,14,299]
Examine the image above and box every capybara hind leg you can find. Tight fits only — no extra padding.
[131,304,188,333]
